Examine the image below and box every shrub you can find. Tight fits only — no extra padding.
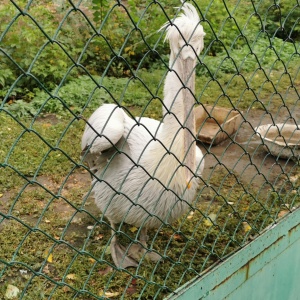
[256,1,300,41]
[1,0,298,118]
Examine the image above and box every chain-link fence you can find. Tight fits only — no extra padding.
[1,0,299,299]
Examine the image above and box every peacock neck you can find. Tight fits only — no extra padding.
[161,51,197,183]
[162,51,196,134]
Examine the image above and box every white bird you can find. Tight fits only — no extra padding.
[81,2,205,268]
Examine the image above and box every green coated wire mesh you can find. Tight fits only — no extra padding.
[0,0,299,299]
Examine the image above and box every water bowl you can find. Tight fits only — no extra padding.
[195,105,242,145]
[255,123,300,160]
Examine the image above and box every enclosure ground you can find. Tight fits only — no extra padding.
[1,107,299,299]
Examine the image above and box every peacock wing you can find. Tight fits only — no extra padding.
[81,104,125,156]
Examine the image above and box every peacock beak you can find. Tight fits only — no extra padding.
[182,57,196,187]
[182,57,195,92]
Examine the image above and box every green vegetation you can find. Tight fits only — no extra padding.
[1,0,299,117]
[1,0,300,299]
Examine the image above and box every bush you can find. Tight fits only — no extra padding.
[0,0,176,102]
[256,1,300,41]
[1,0,298,118]
[3,75,126,117]
[0,1,93,93]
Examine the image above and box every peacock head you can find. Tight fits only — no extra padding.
[161,2,206,61]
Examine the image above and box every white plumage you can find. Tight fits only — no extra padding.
[81,2,205,268]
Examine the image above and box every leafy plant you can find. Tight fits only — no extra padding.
[91,0,110,23]
[256,0,300,41]
[4,73,164,118]
[201,35,296,76]
[1,0,299,119]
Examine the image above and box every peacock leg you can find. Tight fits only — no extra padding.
[110,222,138,268]
[132,227,162,262]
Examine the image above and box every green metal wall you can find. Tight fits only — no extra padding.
[167,208,300,300]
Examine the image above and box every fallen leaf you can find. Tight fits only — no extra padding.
[43,251,53,263]
[43,264,50,274]
[204,213,217,227]
[89,258,96,264]
[45,219,50,223]
[173,234,183,241]
[5,284,20,299]
[187,211,194,219]
[42,123,52,128]
[209,213,217,221]
[278,210,288,218]
[19,269,27,275]
[126,284,137,295]
[204,219,213,227]
[47,253,53,263]
[66,273,76,280]
[130,227,138,233]
[98,266,113,275]
[124,46,132,53]
[126,278,138,295]
[43,248,53,263]
[106,291,120,297]
[242,205,249,211]
[99,290,120,298]
[62,286,71,293]
[126,285,137,295]
[71,217,82,224]
[290,175,299,182]
[94,234,104,241]
[243,222,252,233]
[0,193,3,198]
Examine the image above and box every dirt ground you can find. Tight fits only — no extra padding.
[199,107,300,190]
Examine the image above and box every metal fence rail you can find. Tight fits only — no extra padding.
[0,0,299,299]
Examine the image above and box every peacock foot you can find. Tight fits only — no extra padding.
[145,250,162,262]
[127,243,162,263]
[110,240,139,269]
[111,241,162,268]
[109,224,162,268]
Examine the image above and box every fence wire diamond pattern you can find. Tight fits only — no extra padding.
[0,0,299,299]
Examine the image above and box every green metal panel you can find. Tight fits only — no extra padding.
[166,208,300,300]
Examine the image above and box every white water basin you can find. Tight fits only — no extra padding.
[255,123,300,160]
